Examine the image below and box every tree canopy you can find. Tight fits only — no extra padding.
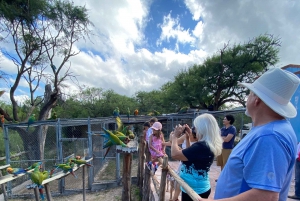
[161,34,280,111]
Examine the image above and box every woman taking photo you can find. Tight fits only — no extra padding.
[171,113,222,200]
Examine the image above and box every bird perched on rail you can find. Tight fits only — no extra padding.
[0,115,4,124]
[26,114,35,131]
[127,107,130,122]
[27,166,50,200]
[7,167,27,176]
[26,161,42,171]
[134,109,138,116]
[47,111,57,120]
[113,107,120,118]
[53,162,77,178]
[101,127,127,160]
[70,158,93,167]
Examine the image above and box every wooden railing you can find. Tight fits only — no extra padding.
[137,135,201,201]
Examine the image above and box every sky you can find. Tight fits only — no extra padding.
[1,0,300,104]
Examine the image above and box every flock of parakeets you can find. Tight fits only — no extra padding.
[101,116,136,160]
[6,156,92,200]
[113,107,139,118]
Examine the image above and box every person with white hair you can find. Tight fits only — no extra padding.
[171,113,223,200]
[201,68,300,201]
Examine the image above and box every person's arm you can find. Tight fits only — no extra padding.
[171,137,188,161]
[200,188,278,201]
[149,135,157,152]
[171,126,188,161]
[223,134,234,142]
[161,133,166,154]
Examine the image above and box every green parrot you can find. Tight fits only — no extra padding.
[27,166,50,200]
[26,114,35,131]
[70,159,93,167]
[26,161,42,171]
[53,162,77,178]
[101,128,127,160]
[127,107,130,122]
[47,111,57,120]
[115,116,124,133]
[113,107,120,117]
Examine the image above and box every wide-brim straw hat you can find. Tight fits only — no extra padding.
[238,68,300,118]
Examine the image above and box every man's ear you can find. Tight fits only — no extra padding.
[254,96,261,106]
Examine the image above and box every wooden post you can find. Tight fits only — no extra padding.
[122,153,132,201]
[83,165,86,201]
[140,140,145,195]
[158,155,168,201]
[137,135,142,186]
[0,169,8,201]
[138,135,146,195]
[33,187,40,201]
[142,143,151,201]
[44,184,53,201]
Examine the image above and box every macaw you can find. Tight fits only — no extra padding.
[51,64,56,72]
[26,161,42,171]
[0,115,4,124]
[7,167,27,176]
[101,128,127,160]
[53,163,77,178]
[70,159,93,167]
[27,166,50,200]
[153,110,160,116]
[27,114,35,131]
[134,109,138,116]
[113,107,120,118]
[47,111,57,120]
[178,106,189,114]
[115,116,124,133]
[0,90,5,97]
[102,128,127,147]
[127,107,130,122]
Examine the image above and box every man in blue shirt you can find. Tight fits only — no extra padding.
[202,68,300,201]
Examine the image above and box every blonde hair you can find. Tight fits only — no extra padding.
[193,113,222,156]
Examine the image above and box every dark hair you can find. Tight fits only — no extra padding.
[191,127,197,139]
[149,117,158,123]
[143,122,151,127]
[225,115,235,125]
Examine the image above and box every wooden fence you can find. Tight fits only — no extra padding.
[137,135,201,201]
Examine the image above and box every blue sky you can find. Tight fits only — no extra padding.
[1,0,300,104]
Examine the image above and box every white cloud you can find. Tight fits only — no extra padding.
[157,13,195,48]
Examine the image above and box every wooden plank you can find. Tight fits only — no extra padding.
[0,164,10,170]
[42,157,93,185]
[0,169,34,185]
[116,139,138,153]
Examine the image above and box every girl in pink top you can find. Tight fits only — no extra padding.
[147,122,165,173]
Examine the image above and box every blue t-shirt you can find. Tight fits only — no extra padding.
[221,125,236,149]
[214,120,297,201]
[181,141,214,194]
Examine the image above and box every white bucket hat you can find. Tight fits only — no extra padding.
[238,68,300,118]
